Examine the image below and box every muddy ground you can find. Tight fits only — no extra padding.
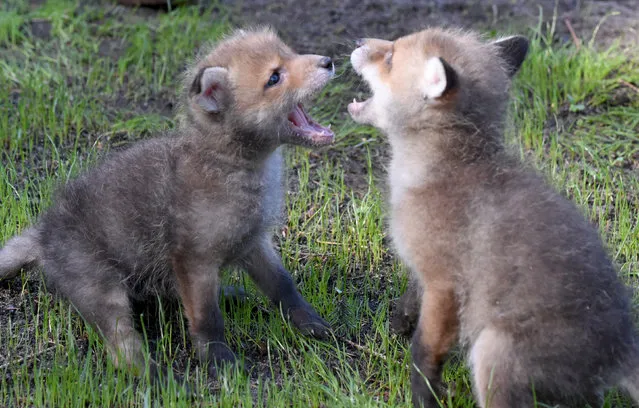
[221,0,639,56]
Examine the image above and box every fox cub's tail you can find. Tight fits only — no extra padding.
[0,227,41,281]
[618,346,639,405]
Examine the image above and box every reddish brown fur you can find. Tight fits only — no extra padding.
[349,27,639,408]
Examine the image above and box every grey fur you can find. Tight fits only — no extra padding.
[0,27,334,379]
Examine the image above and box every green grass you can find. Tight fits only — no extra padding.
[0,1,638,407]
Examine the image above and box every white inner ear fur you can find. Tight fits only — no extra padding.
[197,66,228,113]
[421,57,447,100]
[494,35,516,43]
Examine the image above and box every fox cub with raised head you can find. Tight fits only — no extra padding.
[349,28,639,407]
[0,27,335,380]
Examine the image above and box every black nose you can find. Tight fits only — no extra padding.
[319,56,333,71]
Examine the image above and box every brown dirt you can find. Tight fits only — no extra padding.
[222,0,639,57]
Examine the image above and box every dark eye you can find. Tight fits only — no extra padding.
[266,71,280,87]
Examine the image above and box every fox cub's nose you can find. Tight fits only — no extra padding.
[319,57,334,72]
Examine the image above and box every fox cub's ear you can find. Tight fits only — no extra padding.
[493,36,529,77]
[191,67,229,113]
[421,57,458,100]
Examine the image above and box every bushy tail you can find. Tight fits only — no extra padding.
[621,370,639,404]
[0,227,42,281]
[619,349,639,404]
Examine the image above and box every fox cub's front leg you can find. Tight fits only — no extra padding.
[171,255,237,377]
[242,236,331,339]
[391,274,422,338]
[411,280,458,408]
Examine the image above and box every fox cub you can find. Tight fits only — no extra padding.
[349,28,639,407]
[0,27,335,380]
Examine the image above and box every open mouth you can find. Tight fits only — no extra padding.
[348,97,370,117]
[347,65,372,119]
[287,103,335,146]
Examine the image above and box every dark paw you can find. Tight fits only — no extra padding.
[390,289,421,338]
[390,307,418,338]
[287,305,332,340]
[411,362,444,408]
[411,391,439,408]
[206,343,241,378]
[411,375,442,408]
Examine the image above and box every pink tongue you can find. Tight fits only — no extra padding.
[289,105,309,127]
[288,104,333,138]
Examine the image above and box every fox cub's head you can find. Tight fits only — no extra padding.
[348,28,528,134]
[185,27,335,148]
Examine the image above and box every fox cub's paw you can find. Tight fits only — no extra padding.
[390,290,421,338]
[287,304,332,340]
[207,343,244,378]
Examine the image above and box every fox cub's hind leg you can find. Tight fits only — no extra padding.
[469,328,535,408]
[47,260,147,374]
[241,236,331,339]
[411,280,458,408]
[470,329,606,408]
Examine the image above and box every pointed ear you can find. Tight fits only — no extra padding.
[191,67,229,113]
[421,57,458,100]
[493,36,529,77]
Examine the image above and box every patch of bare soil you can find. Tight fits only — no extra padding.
[223,0,639,56]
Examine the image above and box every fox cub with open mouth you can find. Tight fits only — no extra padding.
[349,28,639,407]
[0,27,335,380]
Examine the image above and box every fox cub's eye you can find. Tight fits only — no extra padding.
[266,71,281,87]
[384,51,393,68]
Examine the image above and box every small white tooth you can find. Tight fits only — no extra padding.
[328,124,332,129]
[353,98,357,104]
